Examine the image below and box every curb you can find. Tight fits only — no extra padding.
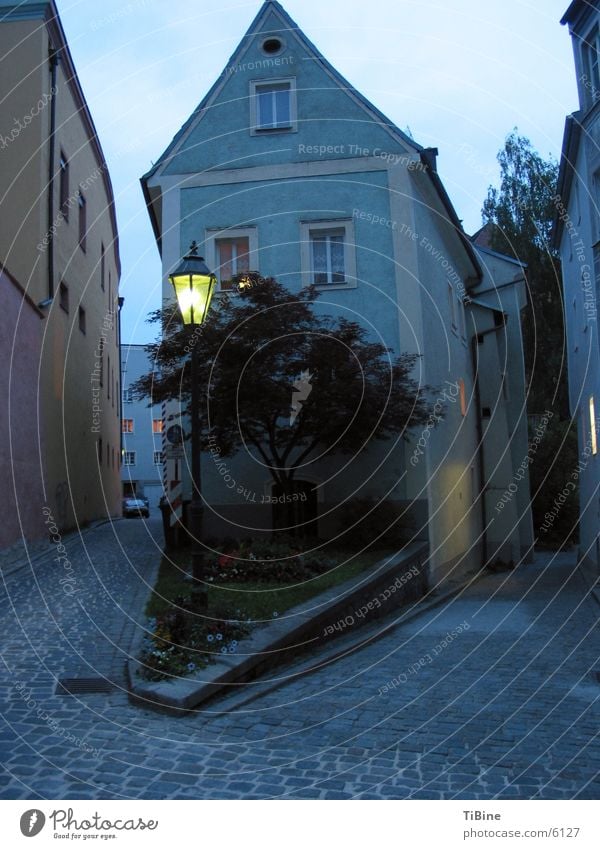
[126,543,430,715]
[204,568,485,715]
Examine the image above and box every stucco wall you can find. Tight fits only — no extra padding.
[0,267,46,548]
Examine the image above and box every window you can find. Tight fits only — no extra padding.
[108,271,112,310]
[590,396,597,455]
[152,419,163,434]
[250,78,297,133]
[206,227,258,291]
[107,356,111,399]
[123,387,133,403]
[583,25,600,105]
[101,243,105,290]
[59,152,69,218]
[78,306,86,333]
[216,237,250,290]
[458,296,466,338]
[97,438,102,465]
[123,451,136,466]
[78,190,86,251]
[459,379,467,416]
[59,281,69,313]
[448,283,457,329]
[122,419,134,433]
[300,220,356,288]
[106,442,110,467]
[153,451,163,465]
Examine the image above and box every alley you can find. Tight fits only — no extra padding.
[0,519,599,799]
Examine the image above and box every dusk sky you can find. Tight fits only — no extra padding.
[55,0,577,343]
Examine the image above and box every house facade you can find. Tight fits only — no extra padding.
[121,344,165,512]
[142,0,533,584]
[0,0,122,541]
[556,0,600,587]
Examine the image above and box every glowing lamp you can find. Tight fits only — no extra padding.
[169,242,216,326]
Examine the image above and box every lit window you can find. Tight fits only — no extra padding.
[153,451,163,465]
[207,228,258,292]
[459,379,466,416]
[301,220,356,288]
[250,79,296,133]
[152,419,163,434]
[123,451,136,466]
[122,418,134,433]
[78,190,86,251]
[216,237,250,290]
[590,396,597,455]
[59,152,69,218]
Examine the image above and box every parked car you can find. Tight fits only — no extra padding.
[123,497,149,518]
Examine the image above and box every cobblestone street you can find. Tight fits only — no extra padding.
[0,519,599,800]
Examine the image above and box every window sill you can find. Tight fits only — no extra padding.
[312,280,357,291]
[250,125,297,136]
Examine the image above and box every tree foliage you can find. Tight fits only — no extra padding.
[133,273,437,491]
[482,130,568,417]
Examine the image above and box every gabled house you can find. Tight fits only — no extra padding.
[555,0,600,588]
[142,0,533,584]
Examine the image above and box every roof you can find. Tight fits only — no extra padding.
[0,0,121,276]
[142,0,421,187]
[552,112,583,249]
[560,0,599,26]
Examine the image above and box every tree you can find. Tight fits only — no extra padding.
[134,273,437,515]
[481,130,568,418]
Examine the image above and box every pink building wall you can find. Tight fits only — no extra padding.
[0,264,46,549]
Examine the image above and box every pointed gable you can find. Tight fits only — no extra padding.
[144,0,420,180]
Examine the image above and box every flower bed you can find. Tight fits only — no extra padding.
[139,540,389,681]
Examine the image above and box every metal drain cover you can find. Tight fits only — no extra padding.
[56,678,113,695]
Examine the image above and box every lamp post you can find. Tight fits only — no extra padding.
[168,242,217,581]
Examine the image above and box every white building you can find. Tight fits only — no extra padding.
[555,0,600,587]
[121,344,166,513]
[141,0,533,584]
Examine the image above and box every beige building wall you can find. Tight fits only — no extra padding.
[0,1,121,535]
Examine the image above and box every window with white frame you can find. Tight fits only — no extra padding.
[123,451,136,466]
[122,387,133,403]
[153,451,163,465]
[250,78,296,133]
[122,418,134,434]
[152,419,163,434]
[206,228,258,291]
[300,220,356,288]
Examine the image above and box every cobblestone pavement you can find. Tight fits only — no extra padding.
[0,520,599,800]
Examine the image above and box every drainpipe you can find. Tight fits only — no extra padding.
[470,314,507,566]
[47,45,59,299]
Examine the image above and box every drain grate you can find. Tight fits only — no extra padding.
[56,678,113,695]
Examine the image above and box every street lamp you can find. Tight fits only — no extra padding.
[169,242,217,581]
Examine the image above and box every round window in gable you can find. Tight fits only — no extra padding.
[261,37,284,56]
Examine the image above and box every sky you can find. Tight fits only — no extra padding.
[55,0,578,344]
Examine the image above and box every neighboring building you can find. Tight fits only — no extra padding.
[121,344,165,512]
[555,0,600,587]
[0,0,121,541]
[141,0,533,584]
